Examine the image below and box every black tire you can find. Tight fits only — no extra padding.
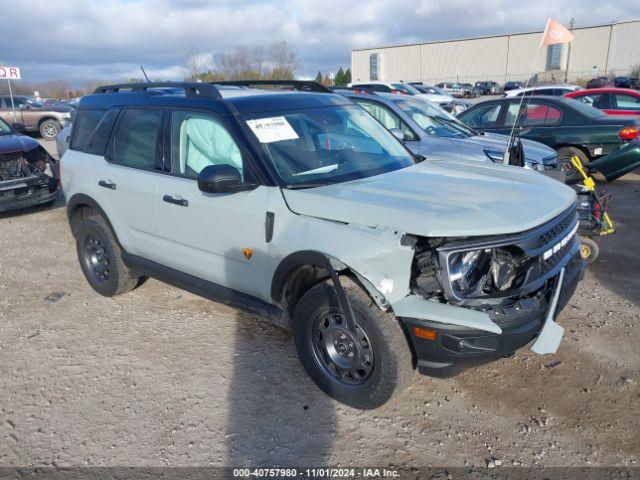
[557,146,589,184]
[293,277,414,409]
[75,216,141,297]
[39,119,60,140]
[580,237,599,264]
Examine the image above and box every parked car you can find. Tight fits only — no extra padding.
[62,81,583,409]
[435,82,465,98]
[586,77,615,89]
[503,81,524,92]
[0,117,59,213]
[503,85,582,98]
[459,83,481,98]
[565,88,640,116]
[613,77,639,89]
[0,95,73,140]
[474,81,502,95]
[351,81,455,111]
[338,90,563,181]
[457,96,640,182]
[56,124,72,158]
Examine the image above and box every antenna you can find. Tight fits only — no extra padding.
[140,66,151,83]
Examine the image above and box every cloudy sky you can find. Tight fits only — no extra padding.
[1,0,638,85]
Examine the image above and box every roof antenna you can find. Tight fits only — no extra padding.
[140,66,151,83]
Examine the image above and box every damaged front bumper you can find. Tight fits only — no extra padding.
[0,151,59,214]
[392,204,585,374]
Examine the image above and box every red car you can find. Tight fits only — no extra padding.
[565,88,640,116]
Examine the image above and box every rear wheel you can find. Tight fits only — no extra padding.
[75,216,142,297]
[293,277,414,409]
[557,146,589,184]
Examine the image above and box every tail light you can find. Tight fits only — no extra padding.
[618,126,640,141]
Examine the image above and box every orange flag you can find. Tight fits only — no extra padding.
[540,18,575,46]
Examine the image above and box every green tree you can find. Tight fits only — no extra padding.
[334,67,346,86]
[314,71,323,83]
[344,68,352,85]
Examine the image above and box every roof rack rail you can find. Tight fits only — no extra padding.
[215,80,332,93]
[93,82,222,99]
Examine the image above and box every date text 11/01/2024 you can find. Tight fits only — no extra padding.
[232,468,400,478]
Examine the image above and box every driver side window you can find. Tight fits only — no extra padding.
[170,111,244,180]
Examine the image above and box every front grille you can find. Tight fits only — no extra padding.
[538,209,576,247]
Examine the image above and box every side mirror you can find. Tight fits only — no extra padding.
[197,164,255,194]
[389,128,406,142]
[11,122,26,133]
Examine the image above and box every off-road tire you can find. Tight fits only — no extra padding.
[75,216,140,297]
[557,146,589,184]
[39,119,61,140]
[293,277,414,409]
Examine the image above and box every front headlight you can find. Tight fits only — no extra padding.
[524,160,545,172]
[448,249,492,293]
[484,150,504,163]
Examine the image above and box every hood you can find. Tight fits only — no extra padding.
[0,133,40,155]
[451,132,557,163]
[282,160,576,237]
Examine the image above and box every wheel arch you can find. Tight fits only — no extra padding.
[271,250,387,323]
[66,193,120,244]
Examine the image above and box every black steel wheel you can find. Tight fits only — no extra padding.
[75,216,142,297]
[311,313,374,386]
[293,277,414,409]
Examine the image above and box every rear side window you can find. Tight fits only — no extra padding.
[110,108,163,170]
[85,108,120,156]
[70,109,106,151]
[613,94,640,111]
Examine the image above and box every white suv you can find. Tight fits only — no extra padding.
[62,81,584,409]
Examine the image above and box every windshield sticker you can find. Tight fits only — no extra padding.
[246,116,299,143]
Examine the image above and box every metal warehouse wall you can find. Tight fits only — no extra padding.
[351,19,640,85]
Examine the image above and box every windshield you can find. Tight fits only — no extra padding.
[0,117,11,135]
[25,97,43,108]
[245,104,415,187]
[395,99,474,138]
[391,83,420,95]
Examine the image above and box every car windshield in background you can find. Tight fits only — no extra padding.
[0,118,11,135]
[395,99,473,138]
[245,105,415,187]
[25,97,44,108]
[391,83,420,95]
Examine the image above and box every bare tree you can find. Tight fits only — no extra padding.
[268,41,300,80]
[184,47,204,81]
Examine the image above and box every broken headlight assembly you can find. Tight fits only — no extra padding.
[445,246,530,300]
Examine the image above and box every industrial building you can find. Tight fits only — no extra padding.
[351,19,640,85]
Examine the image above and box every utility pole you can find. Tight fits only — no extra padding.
[564,18,575,83]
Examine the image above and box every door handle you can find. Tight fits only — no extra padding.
[163,195,189,207]
[98,180,117,190]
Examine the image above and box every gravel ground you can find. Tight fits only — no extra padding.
[0,141,638,468]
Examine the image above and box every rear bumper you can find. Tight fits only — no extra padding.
[401,250,584,374]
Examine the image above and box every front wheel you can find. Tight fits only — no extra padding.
[293,277,414,409]
[39,119,60,140]
[557,146,589,184]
